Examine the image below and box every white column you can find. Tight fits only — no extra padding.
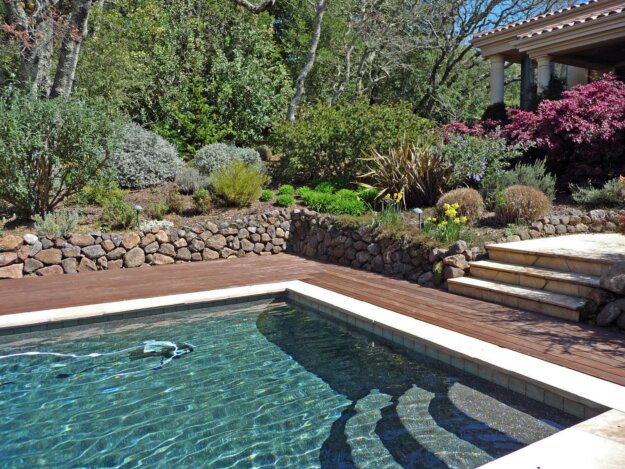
[536,56,552,94]
[489,55,505,104]
[566,66,588,88]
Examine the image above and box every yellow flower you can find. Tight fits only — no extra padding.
[454,218,461,224]
[452,203,459,209]
[443,203,450,210]
[460,216,468,224]
[444,209,457,217]
[439,220,448,227]
[384,193,391,200]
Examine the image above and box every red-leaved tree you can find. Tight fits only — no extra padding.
[446,74,625,186]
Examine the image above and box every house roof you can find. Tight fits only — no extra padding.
[518,3,625,38]
[475,0,600,39]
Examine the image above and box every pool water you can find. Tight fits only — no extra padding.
[0,300,579,468]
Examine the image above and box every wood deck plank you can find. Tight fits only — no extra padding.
[1,253,624,387]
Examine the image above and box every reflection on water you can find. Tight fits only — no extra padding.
[0,301,578,468]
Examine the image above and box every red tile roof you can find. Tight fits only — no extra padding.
[475,0,603,39]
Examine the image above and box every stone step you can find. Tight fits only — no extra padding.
[446,277,592,322]
[486,243,611,276]
[469,260,601,300]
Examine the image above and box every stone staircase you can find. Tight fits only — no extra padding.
[446,235,620,322]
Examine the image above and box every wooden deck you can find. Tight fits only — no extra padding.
[1,253,625,387]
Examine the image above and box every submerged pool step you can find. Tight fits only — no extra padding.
[469,260,601,300]
[446,277,592,322]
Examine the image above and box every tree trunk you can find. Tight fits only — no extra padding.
[286,0,327,122]
[16,16,54,95]
[51,0,93,98]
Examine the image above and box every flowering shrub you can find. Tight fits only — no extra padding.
[423,202,468,242]
[370,192,403,227]
[446,75,625,185]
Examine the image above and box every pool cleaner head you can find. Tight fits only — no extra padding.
[128,341,194,363]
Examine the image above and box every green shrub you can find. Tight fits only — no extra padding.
[314,181,336,194]
[0,93,123,216]
[495,185,551,224]
[175,166,207,195]
[482,160,556,208]
[443,135,520,188]
[570,178,623,208]
[79,172,127,206]
[0,214,16,236]
[278,184,295,195]
[193,143,262,176]
[193,189,212,214]
[209,161,269,207]
[299,187,366,215]
[166,190,185,214]
[145,202,168,220]
[112,123,182,189]
[275,194,295,207]
[101,198,136,229]
[357,187,380,207]
[272,99,431,183]
[436,188,484,222]
[361,135,450,207]
[33,209,79,237]
[260,190,274,202]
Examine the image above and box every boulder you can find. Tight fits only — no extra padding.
[158,243,175,257]
[417,271,433,285]
[588,288,616,307]
[152,253,174,265]
[23,233,38,245]
[123,247,145,268]
[176,248,192,261]
[62,245,81,258]
[443,266,464,279]
[101,239,115,252]
[155,230,169,243]
[107,247,127,260]
[37,265,64,276]
[241,239,254,252]
[600,262,625,294]
[34,248,62,265]
[0,235,23,252]
[121,233,141,250]
[23,258,44,274]
[82,245,106,259]
[141,233,156,247]
[61,257,78,274]
[0,252,17,267]
[144,241,159,254]
[202,248,220,260]
[205,234,227,251]
[69,234,94,247]
[0,263,23,278]
[108,259,123,270]
[597,301,624,327]
[78,257,97,272]
[17,245,31,261]
[443,254,469,270]
[448,240,467,255]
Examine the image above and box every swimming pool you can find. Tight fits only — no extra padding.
[0,300,578,468]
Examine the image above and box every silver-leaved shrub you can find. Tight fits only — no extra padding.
[112,124,182,189]
[192,143,261,176]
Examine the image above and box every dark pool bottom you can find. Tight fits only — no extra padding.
[0,300,579,468]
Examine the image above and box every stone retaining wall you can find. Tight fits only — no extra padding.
[502,209,623,242]
[0,210,291,279]
[288,209,482,286]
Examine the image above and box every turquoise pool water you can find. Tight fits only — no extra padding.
[0,300,578,468]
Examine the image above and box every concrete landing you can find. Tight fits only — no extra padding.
[488,233,625,265]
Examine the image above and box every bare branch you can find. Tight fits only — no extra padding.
[232,0,276,13]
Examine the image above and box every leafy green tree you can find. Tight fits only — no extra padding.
[0,93,123,216]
